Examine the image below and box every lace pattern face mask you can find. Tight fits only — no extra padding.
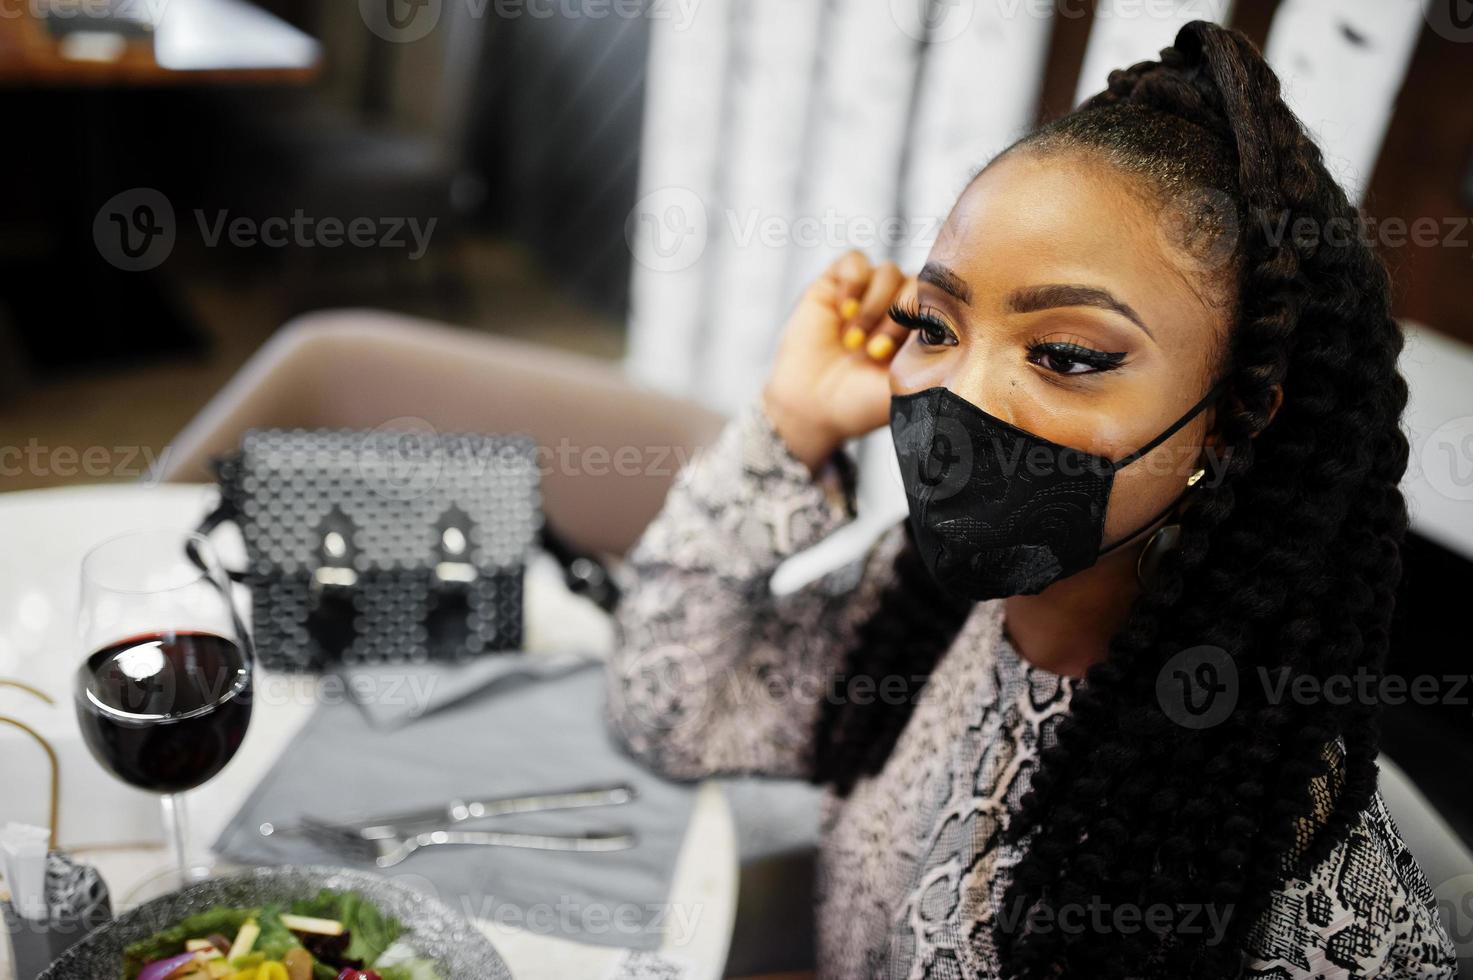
[889,381,1223,600]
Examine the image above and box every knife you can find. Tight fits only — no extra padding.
[258,782,637,840]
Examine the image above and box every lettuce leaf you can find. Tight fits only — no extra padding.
[286,890,402,966]
[254,904,302,961]
[122,906,257,978]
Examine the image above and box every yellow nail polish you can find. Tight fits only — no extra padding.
[842,326,867,350]
[866,334,896,360]
[839,298,861,320]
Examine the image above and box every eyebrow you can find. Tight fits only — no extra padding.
[1008,283,1154,339]
[918,264,1153,340]
[918,262,972,304]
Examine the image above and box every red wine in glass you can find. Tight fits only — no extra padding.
[75,630,252,794]
[76,528,254,896]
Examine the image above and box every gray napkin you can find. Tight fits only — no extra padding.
[213,664,696,951]
[339,651,597,729]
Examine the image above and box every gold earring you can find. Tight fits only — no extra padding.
[1137,523,1183,587]
[1136,469,1206,587]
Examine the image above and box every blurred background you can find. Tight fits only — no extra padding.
[1,0,1471,944]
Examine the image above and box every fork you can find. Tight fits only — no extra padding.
[297,817,637,868]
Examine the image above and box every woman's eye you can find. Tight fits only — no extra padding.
[1026,342,1127,376]
[915,320,954,347]
[887,302,957,347]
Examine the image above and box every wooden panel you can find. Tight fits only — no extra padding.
[1363,20,1473,347]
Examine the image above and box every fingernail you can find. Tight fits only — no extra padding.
[839,298,860,320]
[842,326,867,350]
[865,334,895,360]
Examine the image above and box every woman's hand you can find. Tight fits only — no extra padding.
[762,251,913,472]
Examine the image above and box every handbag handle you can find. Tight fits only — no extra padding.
[195,496,620,613]
[540,522,621,613]
[195,497,251,584]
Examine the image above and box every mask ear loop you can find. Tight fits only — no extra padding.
[1096,378,1229,558]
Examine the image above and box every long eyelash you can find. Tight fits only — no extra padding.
[1026,336,1128,371]
[887,299,950,334]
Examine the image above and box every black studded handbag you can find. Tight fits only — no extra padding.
[197,427,617,672]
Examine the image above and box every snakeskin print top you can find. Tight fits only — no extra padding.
[605,399,1459,979]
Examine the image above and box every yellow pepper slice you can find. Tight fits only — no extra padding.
[255,964,289,980]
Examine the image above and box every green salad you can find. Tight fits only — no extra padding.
[122,890,443,980]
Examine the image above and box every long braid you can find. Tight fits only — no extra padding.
[814,21,1413,979]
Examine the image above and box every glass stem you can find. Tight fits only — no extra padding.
[160,793,197,881]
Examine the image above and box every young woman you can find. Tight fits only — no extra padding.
[607,21,1458,978]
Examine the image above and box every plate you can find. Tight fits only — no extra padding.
[38,865,513,980]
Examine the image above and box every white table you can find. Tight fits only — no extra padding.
[0,484,736,980]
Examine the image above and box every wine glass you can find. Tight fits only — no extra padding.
[74,528,253,897]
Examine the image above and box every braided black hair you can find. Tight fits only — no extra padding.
[812,21,1410,978]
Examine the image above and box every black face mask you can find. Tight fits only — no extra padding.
[889,383,1224,601]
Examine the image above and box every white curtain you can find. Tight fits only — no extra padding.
[1263,0,1425,203]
